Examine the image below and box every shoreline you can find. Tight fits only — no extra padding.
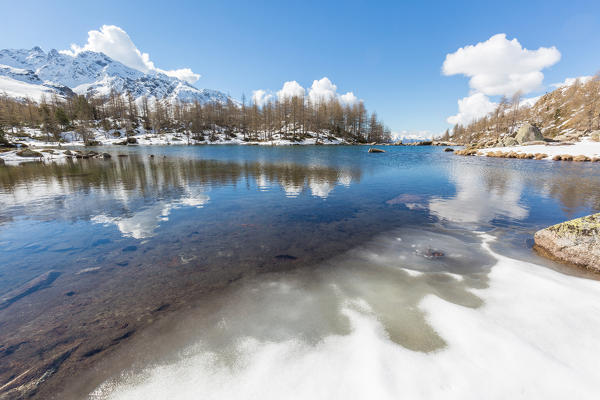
[454,137,600,162]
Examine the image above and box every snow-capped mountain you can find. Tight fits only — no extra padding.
[0,47,231,104]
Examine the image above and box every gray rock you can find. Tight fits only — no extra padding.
[521,140,546,146]
[502,137,518,147]
[534,213,600,272]
[515,123,544,144]
[0,271,60,310]
[102,153,112,159]
[16,148,42,157]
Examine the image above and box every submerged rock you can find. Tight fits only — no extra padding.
[368,148,385,153]
[534,213,600,272]
[444,147,454,152]
[0,271,60,310]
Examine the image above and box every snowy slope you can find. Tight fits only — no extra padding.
[0,47,230,104]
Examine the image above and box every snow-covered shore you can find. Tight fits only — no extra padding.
[4,127,348,148]
[474,137,600,161]
[0,127,352,164]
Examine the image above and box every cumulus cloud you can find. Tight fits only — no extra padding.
[308,77,337,104]
[551,75,593,88]
[338,91,358,105]
[253,77,360,107]
[443,33,561,96]
[61,25,200,84]
[252,89,273,106]
[277,81,305,100]
[447,93,497,125]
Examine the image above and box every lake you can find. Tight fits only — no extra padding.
[1,145,600,399]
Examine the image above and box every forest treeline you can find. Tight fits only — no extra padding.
[447,74,600,144]
[0,91,392,144]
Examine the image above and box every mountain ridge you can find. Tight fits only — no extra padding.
[0,47,231,104]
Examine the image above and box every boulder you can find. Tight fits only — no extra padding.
[102,153,112,159]
[515,123,544,144]
[444,147,454,152]
[64,150,73,156]
[534,213,600,272]
[521,140,546,146]
[572,155,590,162]
[591,131,600,142]
[502,137,518,147]
[16,149,42,157]
[126,137,138,144]
[368,148,385,153]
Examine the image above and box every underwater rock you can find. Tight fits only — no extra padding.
[0,270,60,310]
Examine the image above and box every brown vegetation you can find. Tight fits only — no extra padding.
[450,75,600,144]
[0,91,391,144]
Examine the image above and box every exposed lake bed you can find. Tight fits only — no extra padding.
[1,145,600,399]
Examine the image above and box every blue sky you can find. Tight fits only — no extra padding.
[2,0,599,136]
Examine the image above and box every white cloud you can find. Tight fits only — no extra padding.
[61,25,200,84]
[339,91,358,105]
[447,93,497,125]
[252,89,273,106]
[252,77,360,107]
[551,75,593,88]
[277,81,305,100]
[308,77,337,104]
[443,33,561,96]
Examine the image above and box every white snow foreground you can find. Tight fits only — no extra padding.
[90,234,600,399]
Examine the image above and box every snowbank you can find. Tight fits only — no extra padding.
[3,127,349,149]
[478,137,600,160]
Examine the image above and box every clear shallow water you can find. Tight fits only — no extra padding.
[1,145,600,399]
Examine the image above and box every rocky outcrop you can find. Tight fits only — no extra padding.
[515,123,544,144]
[16,148,42,157]
[500,137,518,147]
[534,213,600,272]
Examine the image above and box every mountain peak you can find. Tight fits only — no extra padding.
[0,47,231,104]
